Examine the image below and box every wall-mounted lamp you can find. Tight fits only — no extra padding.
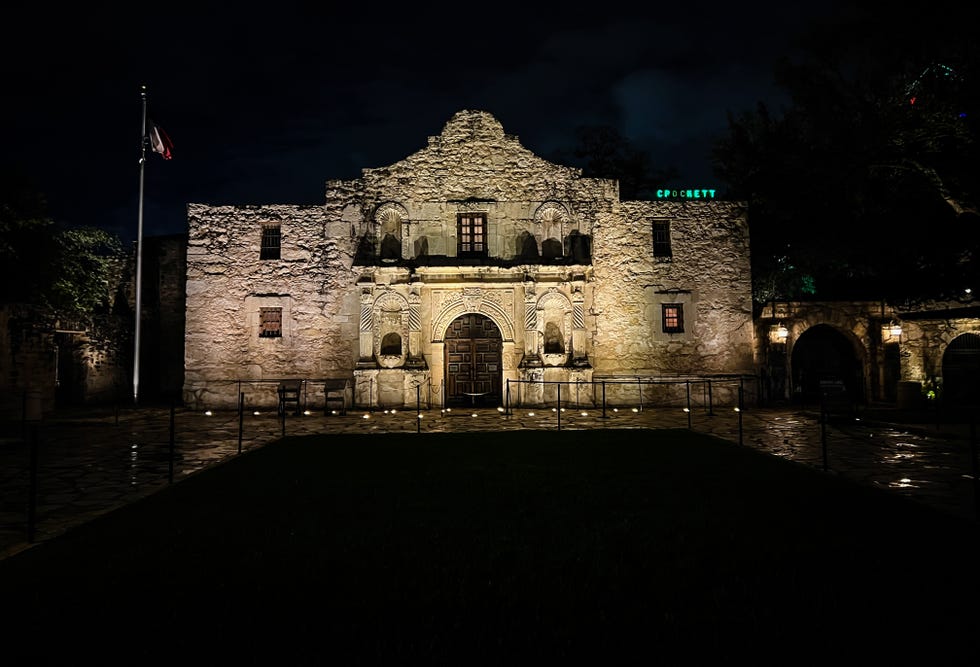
[769,322,789,344]
[882,320,903,343]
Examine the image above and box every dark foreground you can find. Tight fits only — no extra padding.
[2,429,978,664]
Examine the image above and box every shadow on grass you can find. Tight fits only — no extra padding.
[2,429,978,663]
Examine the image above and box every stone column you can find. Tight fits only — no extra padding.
[357,289,375,367]
[522,283,541,366]
[406,290,426,368]
[571,287,588,366]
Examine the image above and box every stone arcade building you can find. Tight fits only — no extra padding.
[182,110,756,411]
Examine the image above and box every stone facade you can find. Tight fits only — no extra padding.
[756,300,980,407]
[182,110,756,410]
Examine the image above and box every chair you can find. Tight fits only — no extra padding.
[323,379,349,415]
[277,380,303,416]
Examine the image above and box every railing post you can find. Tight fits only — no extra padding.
[416,384,421,434]
[27,423,38,543]
[238,392,244,454]
[707,379,714,416]
[738,384,744,446]
[820,399,828,473]
[602,381,607,419]
[686,380,692,429]
[557,383,561,432]
[970,411,978,521]
[168,401,175,484]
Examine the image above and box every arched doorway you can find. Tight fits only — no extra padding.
[942,333,980,406]
[444,313,502,407]
[791,324,864,404]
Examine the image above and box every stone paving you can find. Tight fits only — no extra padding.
[1,403,977,560]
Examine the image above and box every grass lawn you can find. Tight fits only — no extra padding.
[2,428,978,664]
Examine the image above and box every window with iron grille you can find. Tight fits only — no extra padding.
[259,307,282,338]
[653,221,672,260]
[457,213,487,256]
[260,223,281,260]
[662,304,684,333]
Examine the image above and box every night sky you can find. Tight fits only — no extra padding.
[4,3,863,244]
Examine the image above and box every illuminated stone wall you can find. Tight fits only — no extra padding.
[183,204,360,408]
[591,200,754,377]
[183,110,756,409]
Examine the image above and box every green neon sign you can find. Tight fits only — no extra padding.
[656,189,716,199]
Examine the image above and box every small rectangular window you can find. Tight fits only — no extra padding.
[457,213,488,256]
[653,221,672,260]
[662,304,684,333]
[259,307,282,338]
[261,224,281,260]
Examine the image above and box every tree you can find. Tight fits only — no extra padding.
[712,9,979,306]
[0,170,125,338]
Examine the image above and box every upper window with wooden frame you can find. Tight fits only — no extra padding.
[260,223,281,260]
[259,307,282,338]
[652,220,672,261]
[662,303,684,334]
[457,213,487,257]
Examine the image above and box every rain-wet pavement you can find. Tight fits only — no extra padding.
[1,402,977,560]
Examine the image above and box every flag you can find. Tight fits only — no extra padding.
[148,119,173,159]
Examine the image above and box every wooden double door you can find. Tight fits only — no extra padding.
[444,314,502,407]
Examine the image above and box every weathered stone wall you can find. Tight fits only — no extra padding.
[183,110,760,409]
[142,234,188,401]
[183,204,360,408]
[591,201,755,376]
[901,315,980,384]
[0,304,56,419]
[329,110,616,263]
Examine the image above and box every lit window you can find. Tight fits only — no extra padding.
[662,304,684,333]
[261,223,281,260]
[259,307,282,338]
[457,213,487,256]
[653,221,672,260]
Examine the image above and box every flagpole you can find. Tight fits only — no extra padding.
[134,85,148,405]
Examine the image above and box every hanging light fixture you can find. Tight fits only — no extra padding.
[770,322,789,344]
[882,320,902,342]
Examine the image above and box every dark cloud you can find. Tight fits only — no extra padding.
[4,3,864,242]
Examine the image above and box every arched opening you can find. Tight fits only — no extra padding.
[544,321,564,354]
[942,333,980,406]
[380,332,402,356]
[443,313,502,407]
[791,324,864,404]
